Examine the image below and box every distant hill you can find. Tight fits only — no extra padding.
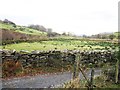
[0,19,48,44]
[0,20,47,36]
[89,32,120,39]
[114,32,120,37]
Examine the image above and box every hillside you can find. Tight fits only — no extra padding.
[0,20,49,44]
[0,21,47,36]
[114,32,120,37]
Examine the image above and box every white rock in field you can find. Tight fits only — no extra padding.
[20,50,30,54]
[31,50,40,54]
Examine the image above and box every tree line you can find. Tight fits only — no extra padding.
[1,19,119,39]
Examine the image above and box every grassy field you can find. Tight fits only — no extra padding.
[0,22,47,36]
[0,40,118,52]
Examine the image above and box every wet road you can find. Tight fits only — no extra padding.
[2,69,101,88]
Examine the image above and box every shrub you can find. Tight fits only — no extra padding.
[2,60,23,78]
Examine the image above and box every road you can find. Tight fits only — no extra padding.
[2,69,101,88]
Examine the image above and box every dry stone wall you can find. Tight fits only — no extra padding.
[1,49,117,69]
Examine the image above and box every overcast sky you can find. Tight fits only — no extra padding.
[0,0,119,35]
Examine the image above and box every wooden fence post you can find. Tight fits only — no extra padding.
[115,59,119,84]
[89,68,94,90]
[73,53,81,79]
[73,54,76,79]
[79,67,90,86]
[61,53,64,73]
[76,53,80,78]
[115,50,120,83]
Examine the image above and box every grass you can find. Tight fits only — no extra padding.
[15,26,47,36]
[114,32,120,37]
[2,60,70,78]
[0,22,15,30]
[62,75,120,88]
[0,22,47,36]
[0,40,114,52]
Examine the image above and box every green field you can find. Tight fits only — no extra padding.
[0,22,47,36]
[0,40,118,52]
